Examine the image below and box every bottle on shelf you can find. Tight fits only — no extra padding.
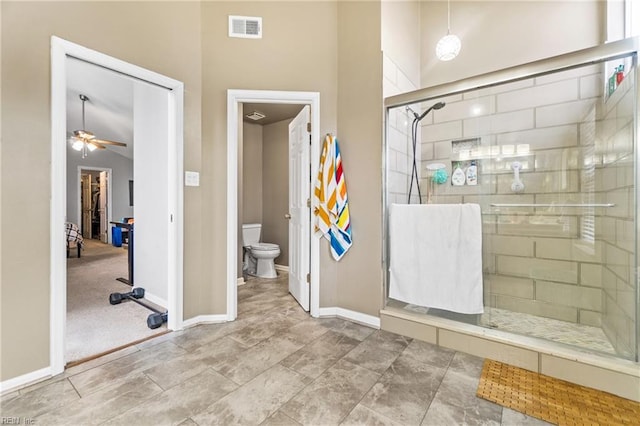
[466,160,478,186]
[608,70,616,96]
[616,64,625,85]
[451,162,466,186]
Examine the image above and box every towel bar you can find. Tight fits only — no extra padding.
[489,203,615,208]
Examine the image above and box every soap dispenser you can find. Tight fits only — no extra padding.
[466,160,478,186]
[451,162,466,186]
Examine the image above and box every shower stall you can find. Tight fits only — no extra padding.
[383,37,639,369]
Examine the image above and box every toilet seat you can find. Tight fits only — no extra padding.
[251,243,279,251]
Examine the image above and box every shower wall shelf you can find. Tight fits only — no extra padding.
[490,203,615,208]
[451,152,534,162]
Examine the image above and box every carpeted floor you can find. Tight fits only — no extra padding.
[66,239,167,363]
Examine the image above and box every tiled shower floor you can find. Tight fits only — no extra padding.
[394,301,617,356]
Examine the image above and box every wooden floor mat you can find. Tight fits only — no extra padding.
[476,359,640,425]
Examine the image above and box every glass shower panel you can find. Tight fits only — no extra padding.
[385,53,637,361]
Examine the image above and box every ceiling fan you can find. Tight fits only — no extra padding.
[70,94,127,158]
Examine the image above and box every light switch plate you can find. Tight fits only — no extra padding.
[185,171,200,187]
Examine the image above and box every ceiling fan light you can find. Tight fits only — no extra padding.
[436,33,461,61]
[87,143,97,152]
[72,139,84,151]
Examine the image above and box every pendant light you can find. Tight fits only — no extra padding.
[436,0,461,61]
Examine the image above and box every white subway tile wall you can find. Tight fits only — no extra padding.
[384,54,419,204]
[402,62,638,358]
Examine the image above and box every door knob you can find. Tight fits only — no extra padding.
[285,213,291,220]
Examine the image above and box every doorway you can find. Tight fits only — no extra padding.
[227,90,321,321]
[77,167,113,243]
[240,103,309,310]
[51,37,184,375]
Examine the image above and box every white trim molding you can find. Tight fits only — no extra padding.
[227,89,321,321]
[0,367,51,395]
[274,264,289,272]
[318,307,381,329]
[182,315,228,329]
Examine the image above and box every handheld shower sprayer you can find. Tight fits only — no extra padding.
[407,101,446,203]
[416,101,446,122]
[406,102,446,122]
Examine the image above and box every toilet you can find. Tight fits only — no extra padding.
[242,223,281,279]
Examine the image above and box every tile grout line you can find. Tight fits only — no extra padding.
[335,337,410,425]
[418,350,456,425]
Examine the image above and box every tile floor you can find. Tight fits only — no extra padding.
[1,274,551,425]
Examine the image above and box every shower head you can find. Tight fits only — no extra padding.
[415,101,446,122]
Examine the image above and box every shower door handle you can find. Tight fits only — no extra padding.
[490,203,615,208]
[284,213,291,220]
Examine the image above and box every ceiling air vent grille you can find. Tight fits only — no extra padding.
[229,15,262,39]
[245,111,266,121]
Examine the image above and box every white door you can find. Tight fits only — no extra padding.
[81,174,92,238]
[288,105,311,311]
[99,171,108,243]
[133,80,170,305]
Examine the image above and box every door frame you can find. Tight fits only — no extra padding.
[51,36,184,375]
[77,166,113,244]
[227,89,320,320]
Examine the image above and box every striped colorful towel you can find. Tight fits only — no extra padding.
[314,134,352,261]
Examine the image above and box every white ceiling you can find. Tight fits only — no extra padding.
[66,57,134,159]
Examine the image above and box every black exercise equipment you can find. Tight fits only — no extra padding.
[109,287,145,305]
[110,220,134,286]
[108,287,168,330]
[147,312,168,329]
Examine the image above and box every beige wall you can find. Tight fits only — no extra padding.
[201,1,341,315]
[382,0,421,89]
[420,1,605,87]
[263,119,291,267]
[335,1,383,316]
[242,123,263,226]
[1,1,203,382]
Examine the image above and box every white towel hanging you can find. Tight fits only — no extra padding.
[389,203,484,314]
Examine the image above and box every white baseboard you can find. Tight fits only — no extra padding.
[0,367,51,395]
[318,307,380,329]
[237,277,245,286]
[275,264,289,272]
[182,315,228,328]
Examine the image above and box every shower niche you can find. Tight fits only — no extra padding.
[450,138,480,186]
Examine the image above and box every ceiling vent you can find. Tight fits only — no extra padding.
[229,15,262,39]
[245,111,266,121]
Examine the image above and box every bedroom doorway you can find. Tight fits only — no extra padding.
[78,167,112,243]
[51,37,185,374]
